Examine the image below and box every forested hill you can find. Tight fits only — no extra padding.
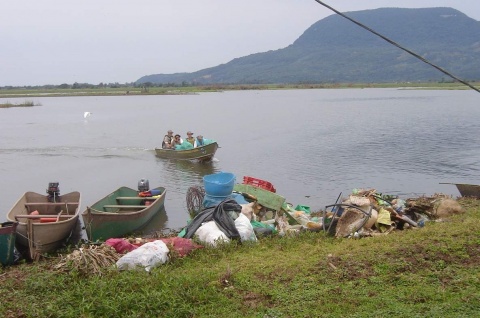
[137,7,480,85]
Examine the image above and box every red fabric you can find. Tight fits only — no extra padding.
[105,238,138,253]
[105,237,203,257]
[160,237,203,257]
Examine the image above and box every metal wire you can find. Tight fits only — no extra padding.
[313,0,480,93]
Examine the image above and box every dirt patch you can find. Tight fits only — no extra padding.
[0,267,28,286]
[241,290,273,309]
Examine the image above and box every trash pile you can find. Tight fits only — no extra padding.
[321,188,464,238]
[55,237,204,274]
[183,173,465,242]
[53,173,465,273]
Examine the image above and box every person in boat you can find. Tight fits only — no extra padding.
[162,130,174,149]
[193,135,205,148]
[185,131,195,146]
[171,134,183,149]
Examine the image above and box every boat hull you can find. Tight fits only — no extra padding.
[6,191,81,259]
[233,184,285,212]
[81,186,166,242]
[154,142,218,161]
[454,183,480,198]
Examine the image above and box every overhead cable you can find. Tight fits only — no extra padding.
[313,0,480,93]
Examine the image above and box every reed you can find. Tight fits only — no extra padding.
[0,100,40,108]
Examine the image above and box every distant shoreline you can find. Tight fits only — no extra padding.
[0,82,477,99]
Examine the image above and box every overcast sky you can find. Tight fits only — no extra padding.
[1,0,479,86]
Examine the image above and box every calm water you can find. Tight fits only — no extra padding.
[1,88,479,236]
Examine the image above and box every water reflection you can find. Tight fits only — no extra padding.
[169,159,218,176]
[156,158,219,188]
[135,207,169,236]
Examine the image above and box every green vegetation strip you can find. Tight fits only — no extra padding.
[1,198,479,317]
[0,82,478,99]
[0,100,39,108]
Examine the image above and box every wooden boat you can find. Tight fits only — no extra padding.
[81,186,167,242]
[233,183,285,212]
[440,183,480,198]
[154,142,218,161]
[6,191,81,259]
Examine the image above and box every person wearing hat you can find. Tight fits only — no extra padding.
[171,134,183,149]
[194,135,205,148]
[185,131,195,146]
[162,130,174,149]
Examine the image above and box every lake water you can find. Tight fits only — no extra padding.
[1,88,479,236]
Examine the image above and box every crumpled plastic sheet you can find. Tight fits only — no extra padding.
[116,240,169,272]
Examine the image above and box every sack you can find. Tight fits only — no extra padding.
[195,221,230,246]
[116,240,169,272]
[183,199,241,241]
[234,213,257,242]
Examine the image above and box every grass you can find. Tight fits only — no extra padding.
[1,198,479,317]
[0,100,41,108]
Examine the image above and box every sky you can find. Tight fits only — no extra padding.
[1,0,479,86]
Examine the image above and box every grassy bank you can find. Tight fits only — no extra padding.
[0,82,478,98]
[0,100,40,108]
[1,198,479,317]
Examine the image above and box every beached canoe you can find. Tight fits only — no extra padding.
[6,191,81,259]
[440,182,480,198]
[154,142,218,161]
[81,186,167,242]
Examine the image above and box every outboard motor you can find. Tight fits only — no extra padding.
[46,182,60,202]
[138,178,150,192]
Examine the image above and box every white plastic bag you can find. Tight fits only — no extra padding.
[116,240,169,272]
[195,221,230,247]
[235,213,257,242]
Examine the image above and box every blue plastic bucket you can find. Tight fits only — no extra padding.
[203,172,236,197]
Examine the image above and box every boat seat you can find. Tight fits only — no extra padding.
[15,214,73,220]
[115,197,156,200]
[103,205,145,210]
[24,202,79,206]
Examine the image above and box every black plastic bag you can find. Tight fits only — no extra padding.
[183,199,241,241]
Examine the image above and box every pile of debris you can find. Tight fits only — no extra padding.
[280,188,464,239]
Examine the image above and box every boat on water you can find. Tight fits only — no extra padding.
[440,183,480,198]
[155,142,218,161]
[6,183,81,259]
[82,182,167,242]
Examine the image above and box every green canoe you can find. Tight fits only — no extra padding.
[81,186,166,242]
[154,142,218,161]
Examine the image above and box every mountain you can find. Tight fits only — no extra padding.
[137,7,480,84]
